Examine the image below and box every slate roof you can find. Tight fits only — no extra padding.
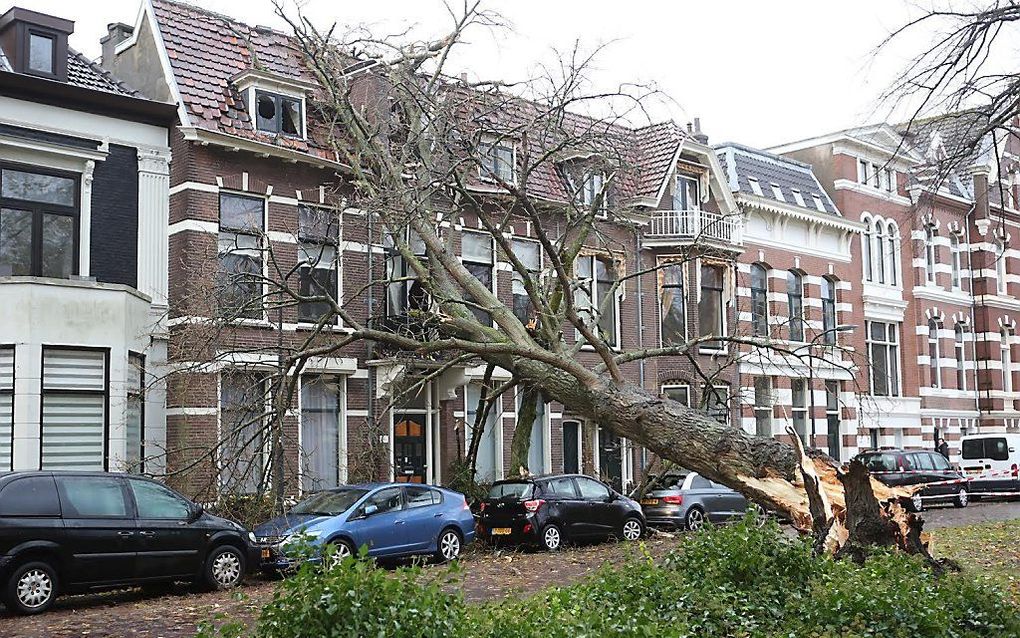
[150,0,707,205]
[896,111,996,200]
[714,143,839,216]
[0,41,133,96]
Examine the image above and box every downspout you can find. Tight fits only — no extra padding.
[366,210,377,478]
[635,221,646,476]
[964,202,981,433]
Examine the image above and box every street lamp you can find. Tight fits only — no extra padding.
[803,324,857,449]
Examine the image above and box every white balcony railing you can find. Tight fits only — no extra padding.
[647,209,740,245]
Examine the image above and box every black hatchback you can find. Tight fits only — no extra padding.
[477,474,645,551]
[856,449,969,511]
[0,471,258,615]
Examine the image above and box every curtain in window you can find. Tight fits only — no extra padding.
[300,376,342,490]
[659,262,686,345]
[220,373,265,494]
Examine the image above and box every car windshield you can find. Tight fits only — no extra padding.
[859,453,898,473]
[488,482,534,500]
[290,489,368,516]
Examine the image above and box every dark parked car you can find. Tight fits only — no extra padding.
[638,471,766,531]
[254,483,475,572]
[477,474,644,551]
[0,471,258,615]
[856,449,969,511]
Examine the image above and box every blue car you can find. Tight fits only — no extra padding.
[254,483,475,571]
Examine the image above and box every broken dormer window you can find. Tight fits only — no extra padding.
[254,90,303,137]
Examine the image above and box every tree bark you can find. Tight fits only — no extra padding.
[508,387,540,473]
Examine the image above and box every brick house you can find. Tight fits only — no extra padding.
[0,7,175,472]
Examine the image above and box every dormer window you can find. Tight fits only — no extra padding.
[673,174,700,211]
[27,31,55,75]
[254,90,303,137]
[791,189,806,207]
[770,183,785,202]
[747,176,764,197]
[478,138,515,183]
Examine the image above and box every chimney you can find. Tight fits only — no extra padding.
[692,117,709,145]
[99,22,133,63]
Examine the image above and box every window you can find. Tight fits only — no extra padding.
[699,263,725,350]
[404,485,440,509]
[662,384,691,406]
[511,239,541,324]
[791,189,806,207]
[297,205,339,324]
[575,477,610,500]
[750,264,768,337]
[465,383,501,483]
[702,385,729,425]
[996,240,1008,295]
[462,231,495,323]
[747,176,764,197]
[928,319,942,388]
[885,168,896,193]
[791,379,808,444]
[27,31,56,75]
[0,166,78,278]
[360,487,403,516]
[885,222,898,285]
[753,377,772,437]
[868,321,900,397]
[0,476,59,517]
[478,138,515,183]
[544,477,578,498]
[673,174,700,210]
[858,159,870,185]
[41,348,107,470]
[821,277,836,344]
[1002,330,1013,393]
[56,475,128,518]
[769,183,785,201]
[873,222,885,283]
[301,376,343,490]
[218,193,265,319]
[0,347,11,471]
[862,224,872,281]
[955,324,968,391]
[825,381,840,459]
[950,234,962,289]
[811,193,826,212]
[787,271,804,341]
[219,372,266,494]
[129,480,191,519]
[576,254,619,348]
[126,353,144,473]
[924,224,937,284]
[574,171,605,209]
[253,90,302,136]
[659,261,687,346]
[516,392,548,473]
[385,229,428,318]
[962,437,1010,461]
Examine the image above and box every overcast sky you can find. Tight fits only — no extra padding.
[31,0,932,148]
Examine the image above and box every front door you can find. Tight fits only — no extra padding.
[394,413,427,483]
[598,428,623,492]
[127,478,206,579]
[562,421,580,474]
[54,475,137,585]
[346,487,407,556]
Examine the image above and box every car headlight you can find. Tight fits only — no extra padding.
[248,531,258,545]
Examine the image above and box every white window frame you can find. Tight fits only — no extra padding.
[1002,330,1013,393]
[928,319,942,388]
[298,374,348,492]
[950,233,962,289]
[217,370,270,495]
[40,347,109,472]
[661,383,692,406]
[996,240,1008,295]
[698,260,728,352]
[478,136,516,184]
[753,376,772,437]
[955,323,968,391]
[461,229,497,324]
[867,321,902,397]
[247,86,307,139]
[218,191,269,322]
[514,389,551,474]
[791,378,808,445]
[575,253,622,349]
[0,346,12,472]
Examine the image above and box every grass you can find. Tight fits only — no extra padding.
[932,520,1020,606]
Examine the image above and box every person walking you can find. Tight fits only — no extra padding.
[937,438,950,460]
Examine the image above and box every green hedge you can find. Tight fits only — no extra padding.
[201,520,1020,638]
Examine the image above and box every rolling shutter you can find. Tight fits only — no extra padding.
[0,347,13,470]
[41,349,106,471]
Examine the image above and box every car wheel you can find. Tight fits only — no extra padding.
[621,517,644,542]
[909,492,924,513]
[540,523,563,551]
[322,540,355,569]
[954,487,969,508]
[203,545,245,590]
[685,507,707,531]
[5,561,58,615]
[435,528,463,563]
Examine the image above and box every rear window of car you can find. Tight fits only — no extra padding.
[859,453,899,472]
[962,438,1009,461]
[488,481,534,500]
[650,474,687,490]
[0,476,60,517]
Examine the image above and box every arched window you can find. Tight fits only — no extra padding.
[996,240,1008,295]
[928,318,941,388]
[821,277,837,344]
[862,222,872,281]
[874,221,886,284]
[1002,328,1013,393]
[950,234,962,289]
[924,224,937,283]
[886,222,899,285]
[955,323,967,390]
[787,270,803,342]
[750,263,768,337]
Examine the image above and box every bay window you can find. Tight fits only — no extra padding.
[868,321,901,397]
[0,166,78,278]
[41,347,108,470]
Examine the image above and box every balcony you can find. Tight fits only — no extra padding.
[645,209,742,248]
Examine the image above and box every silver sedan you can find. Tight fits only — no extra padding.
[638,472,765,531]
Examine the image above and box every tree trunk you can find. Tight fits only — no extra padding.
[508,387,540,473]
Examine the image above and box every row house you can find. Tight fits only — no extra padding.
[0,7,175,473]
[101,0,749,496]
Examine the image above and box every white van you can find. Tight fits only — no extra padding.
[959,433,1020,497]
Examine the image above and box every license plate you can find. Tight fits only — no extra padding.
[261,548,271,560]
[641,498,659,506]
[490,527,512,536]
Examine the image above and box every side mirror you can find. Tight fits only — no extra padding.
[188,504,203,522]
[358,504,379,519]
[605,492,617,503]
